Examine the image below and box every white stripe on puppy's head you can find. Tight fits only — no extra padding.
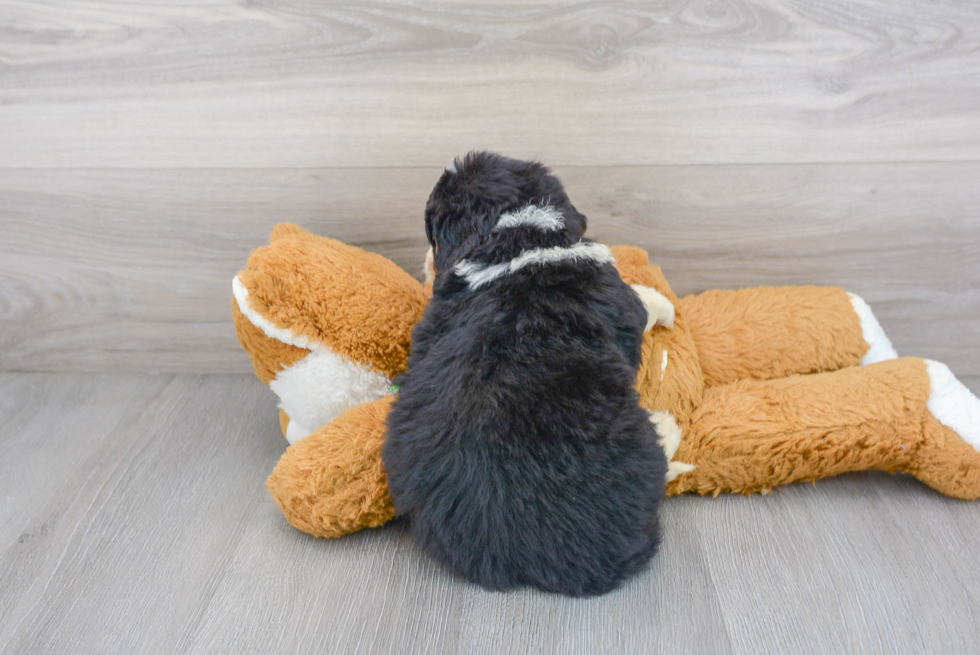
[429,204,564,285]
[494,205,565,232]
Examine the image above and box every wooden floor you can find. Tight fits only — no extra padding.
[2,0,980,653]
[1,372,978,655]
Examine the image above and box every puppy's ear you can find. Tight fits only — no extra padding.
[563,206,587,241]
[515,159,587,240]
[430,214,476,273]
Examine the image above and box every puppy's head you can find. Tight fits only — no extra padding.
[423,151,587,281]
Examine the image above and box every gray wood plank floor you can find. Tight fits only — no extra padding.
[2,372,979,654]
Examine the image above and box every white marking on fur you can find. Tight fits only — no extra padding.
[926,360,980,451]
[423,246,436,285]
[233,275,321,351]
[271,349,391,444]
[667,461,697,482]
[631,284,676,330]
[454,259,508,289]
[848,292,898,364]
[647,410,695,482]
[235,274,392,442]
[660,350,669,381]
[649,410,681,459]
[494,205,565,232]
[455,241,616,290]
[284,415,313,446]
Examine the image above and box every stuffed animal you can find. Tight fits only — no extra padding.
[233,224,980,539]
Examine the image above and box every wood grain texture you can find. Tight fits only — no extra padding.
[697,475,980,653]
[2,0,980,168]
[0,373,171,551]
[1,164,977,374]
[0,373,284,655]
[183,499,735,655]
[4,0,979,650]
[2,373,979,654]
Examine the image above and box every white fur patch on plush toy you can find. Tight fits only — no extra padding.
[423,246,436,285]
[848,292,898,365]
[284,415,313,444]
[234,274,391,444]
[926,359,980,451]
[271,350,391,445]
[631,284,676,331]
[647,410,696,482]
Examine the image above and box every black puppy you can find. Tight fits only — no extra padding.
[383,152,671,596]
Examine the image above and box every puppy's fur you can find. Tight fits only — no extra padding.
[383,152,667,596]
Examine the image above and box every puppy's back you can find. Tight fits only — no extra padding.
[384,261,666,596]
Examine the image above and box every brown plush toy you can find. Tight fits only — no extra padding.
[233,224,980,539]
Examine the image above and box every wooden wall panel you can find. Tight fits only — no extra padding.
[2,0,979,168]
[1,163,977,374]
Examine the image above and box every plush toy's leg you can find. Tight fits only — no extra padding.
[268,396,396,538]
[668,357,980,500]
[847,293,898,365]
[678,286,897,387]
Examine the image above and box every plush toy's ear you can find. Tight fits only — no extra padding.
[233,224,428,444]
[236,224,427,376]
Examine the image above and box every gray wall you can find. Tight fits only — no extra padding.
[2,1,978,374]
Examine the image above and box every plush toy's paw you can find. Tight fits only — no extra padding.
[631,284,675,330]
[848,292,898,364]
[925,360,980,447]
[268,396,396,538]
[648,410,696,482]
[872,357,980,500]
[912,359,980,500]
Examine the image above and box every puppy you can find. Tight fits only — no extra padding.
[383,152,670,596]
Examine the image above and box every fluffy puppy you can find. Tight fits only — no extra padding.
[383,151,669,597]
